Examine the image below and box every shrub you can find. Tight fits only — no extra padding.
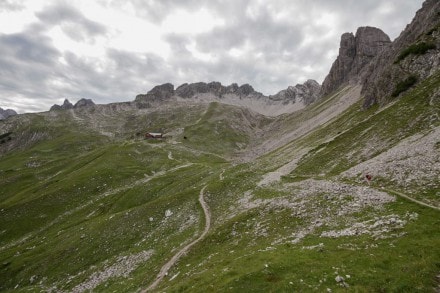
[395,42,436,63]
[0,132,12,140]
[391,75,418,97]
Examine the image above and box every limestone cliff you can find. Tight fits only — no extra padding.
[320,27,391,98]
[270,80,321,105]
[361,0,440,107]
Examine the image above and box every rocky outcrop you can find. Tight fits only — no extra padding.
[361,0,440,107]
[50,99,74,111]
[176,82,215,98]
[270,80,321,105]
[320,27,391,98]
[0,107,17,120]
[174,82,261,99]
[74,98,95,108]
[51,98,95,111]
[135,83,174,102]
[134,80,322,115]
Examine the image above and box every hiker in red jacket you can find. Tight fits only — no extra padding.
[365,174,372,184]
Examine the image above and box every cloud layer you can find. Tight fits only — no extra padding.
[0,0,424,113]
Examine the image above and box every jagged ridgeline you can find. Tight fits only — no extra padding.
[0,0,439,292]
[0,107,17,120]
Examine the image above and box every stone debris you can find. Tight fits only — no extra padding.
[321,214,409,239]
[71,250,153,293]
[232,179,398,245]
[342,127,440,206]
[165,209,173,217]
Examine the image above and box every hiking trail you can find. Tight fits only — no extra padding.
[143,185,211,292]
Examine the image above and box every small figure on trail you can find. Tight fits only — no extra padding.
[365,174,372,184]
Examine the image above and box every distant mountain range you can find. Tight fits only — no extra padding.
[48,0,439,116]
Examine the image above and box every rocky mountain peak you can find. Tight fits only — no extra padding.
[62,99,73,109]
[270,79,321,105]
[353,27,391,74]
[361,0,440,107]
[0,107,17,120]
[50,99,73,111]
[50,98,95,111]
[320,26,391,98]
[74,98,95,108]
[135,83,174,103]
[134,80,322,115]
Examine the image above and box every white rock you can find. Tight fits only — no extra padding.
[335,275,344,283]
[165,210,173,217]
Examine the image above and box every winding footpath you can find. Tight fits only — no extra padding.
[143,185,211,292]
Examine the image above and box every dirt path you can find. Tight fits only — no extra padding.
[143,185,211,292]
[384,188,440,212]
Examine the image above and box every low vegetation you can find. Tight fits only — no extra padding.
[391,74,418,97]
[395,41,436,63]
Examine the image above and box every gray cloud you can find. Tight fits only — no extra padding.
[0,0,24,12]
[102,0,229,23]
[0,0,425,113]
[36,3,107,41]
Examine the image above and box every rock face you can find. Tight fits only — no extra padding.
[50,99,74,111]
[361,0,440,107]
[0,107,17,120]
[135,83,174,103]
[174,82,261,99]
[135,82,266,104]
[270,80,321,105]
[74,98,95,108]
[50,98,95,111]
[320,27,391,98]
[134,80,321,115]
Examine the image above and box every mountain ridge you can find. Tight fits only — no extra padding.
[0,107,17,120]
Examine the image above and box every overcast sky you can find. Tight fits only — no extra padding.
[0,0,424,113]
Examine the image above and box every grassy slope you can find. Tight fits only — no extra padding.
[0,72,439,292]
[0,102,257,292]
